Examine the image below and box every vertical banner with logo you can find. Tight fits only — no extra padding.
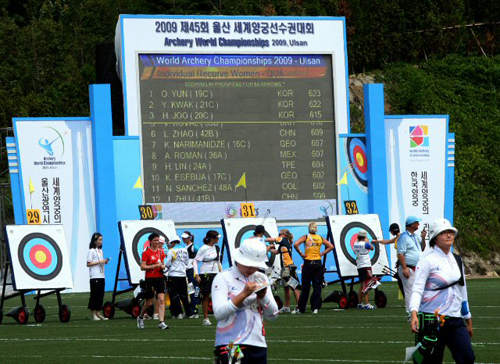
[14,118,96,292]
[385,117,447,264]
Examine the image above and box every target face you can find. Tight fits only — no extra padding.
[5,225,73,290]
[346,137,368,188]
[221,218,280,272]
[339,222,380,266]
[132,227,169,265]
[119,220,177,284]
[18,233,63,281]
[326,214,389,277]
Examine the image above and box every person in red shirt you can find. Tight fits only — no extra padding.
[137,233,168,330]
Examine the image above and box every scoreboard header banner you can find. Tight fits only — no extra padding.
[115,15,349,136]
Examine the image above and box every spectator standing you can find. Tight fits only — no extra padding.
[397,216,427,320]
[86,232,109,321]
[166,235,195,319]
[194,230,222,326]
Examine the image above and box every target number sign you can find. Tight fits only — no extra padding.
[240,203,256,218]
[26,209,41,225]
[344,201,359,215]
[138,205,155,220]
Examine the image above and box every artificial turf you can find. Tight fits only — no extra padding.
[0,279,498,363]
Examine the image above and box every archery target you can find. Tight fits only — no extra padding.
[346,137,368,191]
[118,220,177,284]
[221,218,281,272]
[326,214,388,277]
[5,225,73,290]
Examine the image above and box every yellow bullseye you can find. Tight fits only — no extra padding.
[355,153,364,167]
[35,250,47,263]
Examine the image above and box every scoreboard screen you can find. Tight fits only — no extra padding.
[138,54,337,216]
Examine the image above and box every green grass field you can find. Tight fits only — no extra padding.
[0,279,498,363]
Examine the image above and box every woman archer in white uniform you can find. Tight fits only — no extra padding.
[409,218,474,364]
[212,239,278,364]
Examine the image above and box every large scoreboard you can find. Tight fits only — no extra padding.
[139,54,336,204]
[116,16,349,222]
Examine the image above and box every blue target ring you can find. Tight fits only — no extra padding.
[347,137,368,187]
[18,233,63,281]
[339,222,380,266]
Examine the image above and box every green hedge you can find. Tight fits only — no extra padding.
[380,55,500,255]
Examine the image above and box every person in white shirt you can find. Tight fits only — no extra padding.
[165,235,195,319]
[212,238,278,364]
[409,218,474,364]
[182,231,200,317]
[194,230,222,326]
[353,229,380,310]
[86,232,109,321]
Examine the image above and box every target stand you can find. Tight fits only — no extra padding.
[1,225,73,325]
[103,220,177,319]
[322,215,389,309]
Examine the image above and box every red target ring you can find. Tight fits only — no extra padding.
[29,245,52,269]
[353,146,367,173]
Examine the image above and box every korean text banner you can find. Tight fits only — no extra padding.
[14,119,96,292]
[385,117,447,261]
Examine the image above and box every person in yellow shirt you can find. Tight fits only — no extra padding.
[293,222,333,314]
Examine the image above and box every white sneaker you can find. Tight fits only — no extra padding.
[187,314,198,319]
[176,314,184,320]
[153,313,159,320]
[291,308,298,315]
[158,321,169,330]
[96,312,108,321]
[312,309,319,314]
[143,313,153,320]
[137,317,145,329]
[91,313,100,321]
[202,318,212,326]
[279,306,291,313]
[363,304,375,310]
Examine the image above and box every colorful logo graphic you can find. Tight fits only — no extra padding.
[151,205,162,220]
[38,127,66,157]
[409,125,429,148]
[225,204,238,218]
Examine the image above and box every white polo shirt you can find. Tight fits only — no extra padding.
[87,248,105,279]
[410,246,471,319]
[212,266,278,348]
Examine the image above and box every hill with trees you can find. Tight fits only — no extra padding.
[0,0,498,257]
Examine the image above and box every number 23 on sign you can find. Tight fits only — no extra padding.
[240,203,256,218]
